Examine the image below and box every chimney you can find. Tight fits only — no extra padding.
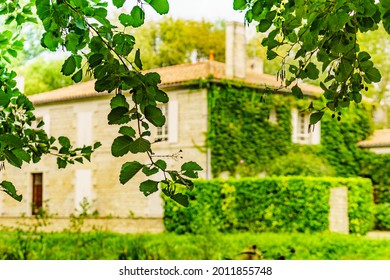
[225,21,246,79]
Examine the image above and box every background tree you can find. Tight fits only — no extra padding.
[132,17,225,69]
[18,58,75,95]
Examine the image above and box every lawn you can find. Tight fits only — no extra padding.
[1,230,390,260]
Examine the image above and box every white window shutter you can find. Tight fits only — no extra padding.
[311,121,321,144]
[77,111,92,146]
[168,100,178,144]
[291,107,298,143]
[43,114,50,136]
[75,169,92,211]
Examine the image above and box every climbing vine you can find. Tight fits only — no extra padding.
[207,82,374,179]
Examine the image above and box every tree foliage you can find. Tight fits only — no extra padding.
[235,0,389,124]
[132,18,225,69]
[19,58,80,95]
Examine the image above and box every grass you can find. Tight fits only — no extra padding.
[1,230,390,260]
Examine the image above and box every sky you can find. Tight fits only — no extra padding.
[144,0,245,22]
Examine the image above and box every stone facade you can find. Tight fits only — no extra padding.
[0,87,209,223]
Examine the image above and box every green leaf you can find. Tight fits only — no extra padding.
[1,181,22,202]
[7,49,17,58]
[233,0,247,10]
[134,49,143,70]
[12,149,31,163]
[72,69,83,83]
[88,53,104,68]
[171,193,189,207]
[128,137,151,153]
[58,136,71,149]
[0,134,24,148]
[310,111,324,125]
[258,19,272,32]
[176,176,194,190]
[181,161,203,171]
[4,150,22,168]
[139,180,159,196]
[65,32,80,53]
[364,67,381,83]
[155,90,169,103]
[144,0,169,14]
[291,85,304,99]
[36,0,51,20]
[57,158,67,169]
[358,51,371,62]
[353,92,363,103]
[120,161,144,184]
[155,159,167,171]
[144,72,161,86]
[61,55,77,76]
[113,0,126,8]
[182,170,198,179]
[144,105,165,127]
[113,34,135,56]
[266,49,278,60]
[336,60,353,82]
[142,166,159,176]
[110,94,129,109]
[305,62,320,80]
[94,142,102,149]
[111,135,133,157]
[119,126,136,138]
[119,6,145,28]
[108,107,130,125]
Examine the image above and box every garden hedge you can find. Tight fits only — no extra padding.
[163,177,374,235]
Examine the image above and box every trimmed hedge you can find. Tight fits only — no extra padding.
[163,177,374,235]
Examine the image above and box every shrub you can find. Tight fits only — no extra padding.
[163,177,374,235]
[267,148,335,176]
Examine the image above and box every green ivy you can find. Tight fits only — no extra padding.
[207,82,374,179]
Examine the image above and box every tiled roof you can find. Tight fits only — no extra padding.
[357,129,390,148]
[29,60,322,105]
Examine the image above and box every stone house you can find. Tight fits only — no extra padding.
[0,22,324,232]
[358,129,390,154]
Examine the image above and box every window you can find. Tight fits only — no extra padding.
[291,108,320,145]
[297,111,310,144]
[268,108,278,125]
[154,101,178,144]
[32,173,43,215]
[156,104,169,142]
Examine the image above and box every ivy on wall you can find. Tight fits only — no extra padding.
[206,82,375,179]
